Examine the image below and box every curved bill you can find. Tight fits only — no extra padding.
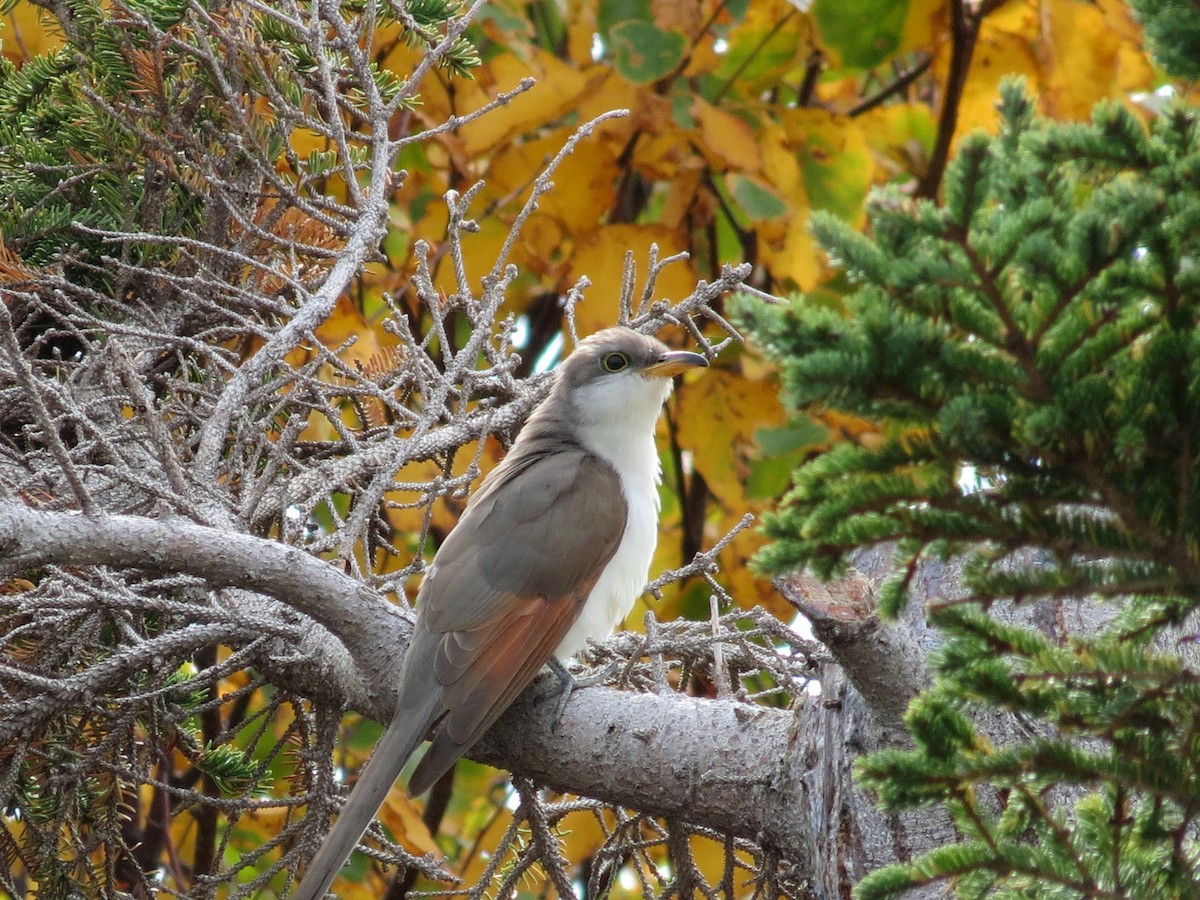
[644,349,709,378]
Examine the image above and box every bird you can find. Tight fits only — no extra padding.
[292,326,708,900]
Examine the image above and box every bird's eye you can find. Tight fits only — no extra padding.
[602,352,630,372]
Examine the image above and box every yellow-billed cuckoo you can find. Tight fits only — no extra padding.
[293,327,707,899]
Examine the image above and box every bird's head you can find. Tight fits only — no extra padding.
[555,327,708,435]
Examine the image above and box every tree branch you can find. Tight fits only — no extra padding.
[776,569,928,741]
[0,503,407,711]
[914,0,992,200]
[0,503,806,860]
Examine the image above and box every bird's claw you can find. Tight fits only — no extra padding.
[546,657,576,733]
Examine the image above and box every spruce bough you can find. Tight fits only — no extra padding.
[742,82,1200,899]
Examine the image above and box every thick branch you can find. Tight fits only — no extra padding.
[0,503,408,711]
[0,505,814,856]
[776,569,929,742]
[479,681,806,851]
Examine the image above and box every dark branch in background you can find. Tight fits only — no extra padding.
[849,55,933,117]
[914,0,1000,199]
[796,50,824,107]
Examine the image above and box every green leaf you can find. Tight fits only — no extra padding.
[812,0,908,70]
[597,0,651,38]
[609,21,685,85]
[746,453,804,500]
[756,420,828,455]
[711,11,801,92]
[728,174,789,221]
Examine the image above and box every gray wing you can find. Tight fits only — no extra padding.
[421,445,627,631]
[401,445,628,794]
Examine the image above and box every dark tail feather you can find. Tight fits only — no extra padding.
[406,730,464,797]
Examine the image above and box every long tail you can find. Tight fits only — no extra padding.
[291,714,427,900]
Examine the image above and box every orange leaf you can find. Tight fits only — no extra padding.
[652,0,703,35]
[819,409,885,449]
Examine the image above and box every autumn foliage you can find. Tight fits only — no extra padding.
[0,0,1186,895]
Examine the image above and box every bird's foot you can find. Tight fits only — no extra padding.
[545,657,575,733]
[544,658,620,733]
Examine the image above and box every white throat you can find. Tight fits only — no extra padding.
[553,373,672,658]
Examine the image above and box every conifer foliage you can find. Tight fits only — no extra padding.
[742,83,1200,898]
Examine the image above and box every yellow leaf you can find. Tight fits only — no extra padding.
[716,0,808,91]
[290,127,329,160]
[567,14,599,67]
[899,0,950,55]
[761,215,823,292]
[285,296,401,441]
[690,832,758,889]
[776,108,872,223]
[939,23,1038,145]
[683,38,724,77]
[659,170,704,230]
[1092,1,1156,95]
[575,68,642,137]
[557,807,607,861]
[454,799,518,889]
[1,6,65,63]
[386,460,454,542]
[1095,0,1145,41]
[675,369,788,509]
[450,51,598,157]
[691,97,762,173]
[170,806,198,865]
[986,0,1037,36]
[761,121,801,198]
[375,23,423,73]
[386,438,504,545]
[428,215,515,299]
[1114,40,1156,95]
[315,296,390,368]
[378,788,441,856]
[516,215,570,278]
[819,409,885,449]
[1038,0,1121,120]
[635,127,699,180]
[718,518,793,619]
[855,103,937,180]
[567,225,696,336]
[488,130,620,237]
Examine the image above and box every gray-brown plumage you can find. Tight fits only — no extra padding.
[292,327,707,900]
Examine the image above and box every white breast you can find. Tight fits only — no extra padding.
[552,373,670,659]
